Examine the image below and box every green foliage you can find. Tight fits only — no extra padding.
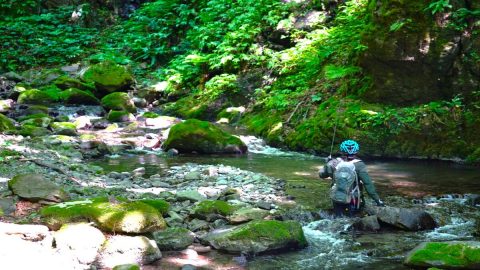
[389,19,412,32]
[424,0,452,15]
[204,74,239,100]
[0,6,97,71]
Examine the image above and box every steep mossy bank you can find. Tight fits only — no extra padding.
[1,0,479,162]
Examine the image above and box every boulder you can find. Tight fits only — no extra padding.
[81,61,133,95]
[227,207,270,224]
[152,227,195,250]
[8,174,69,203]
[61,88,99,105]
[0,99,14,112]
[404,241,480,269]
[50,122,78,136]
[176,190,207,202]
[17,89,54,105]
[41,198,167,233]
[193,200,235,219]
[200,220,307,254]
[107,110,135,122]
[96,235,161,268]
[0,113,15,132]
[19,125,51,137]
[20,116,52,128]
[101,92,136,113]
[0,198,16,215]
[53,76,95,92]
[54,223,106,265]
[162,119,248,154]
[367,206,436,231]
[354,215,381,232]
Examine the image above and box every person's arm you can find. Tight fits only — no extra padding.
[355,161,382,203]
[319,159,338,179]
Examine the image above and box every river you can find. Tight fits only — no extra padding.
[93,136,480,270]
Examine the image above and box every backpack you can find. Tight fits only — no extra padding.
[330,159,361,208]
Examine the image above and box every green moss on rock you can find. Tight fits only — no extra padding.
[20,117,51,128]
[0,113,15,132]
[54,76,95,92]
[101,92,136,113]
[60,88,100,105]
[17,89,55,105]
[141,112,160,118]
[194,200,235,217]
[81,61,133,95]
[41,198,167,233]
[19,125,51,137]
[137,199,170,215]
[24,105,49,115]
[107,110,135,122]
[201,220,307,254]
[163,119,247,154]
[50,122,78,136]
[405,241,480,269]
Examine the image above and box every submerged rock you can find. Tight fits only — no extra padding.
[200,220,307,254]
[8,174,69,203]
[404,241,480,269]
[162,119,247,154]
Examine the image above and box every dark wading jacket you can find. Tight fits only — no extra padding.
[319,157,380,202]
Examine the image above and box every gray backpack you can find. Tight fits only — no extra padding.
[330,159,361,208]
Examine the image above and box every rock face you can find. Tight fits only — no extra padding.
[404,241,480,269]
[200,220,307,254]
[162,119,248,154]
[96,235,162,268]
[81,61,133,95]
[152,227,195,250]
[8,174,69,203]
[360,0,479,105]
[367,206,436,231]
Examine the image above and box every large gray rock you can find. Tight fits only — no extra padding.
[152,227,195,250]
[96,235,162,268]
[354,215,380,232]
[366,206,436,231]
[200,220,307,254]
[8,174,69,203]
[54,223,106,265]
[404,241,480,269]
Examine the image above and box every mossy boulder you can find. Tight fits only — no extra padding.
[41,198,167,233]
[60,88,100,105]
[50,122,78,136]
[81,61,133,95]
[163,119,247,154]
[193,200,236,218]
[17,89,54,105]
[19,125,51,137]
[404,241,480,269]
[8,174,69,203]
[137,199,170,215]
[112,264,140,270]
[200,220,307,254]
[151,227,195,250]
[0,113,15,132]
[107,110,135,122]
[54,76,95,92]
[24,105,49,115]
[101,92,136,113]
[20,117,52,128]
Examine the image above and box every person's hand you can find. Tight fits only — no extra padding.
[375,199,385,207]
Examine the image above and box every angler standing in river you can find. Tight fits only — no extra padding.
[319,139,385,217]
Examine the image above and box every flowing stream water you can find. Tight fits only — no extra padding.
[93,136,480,269]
